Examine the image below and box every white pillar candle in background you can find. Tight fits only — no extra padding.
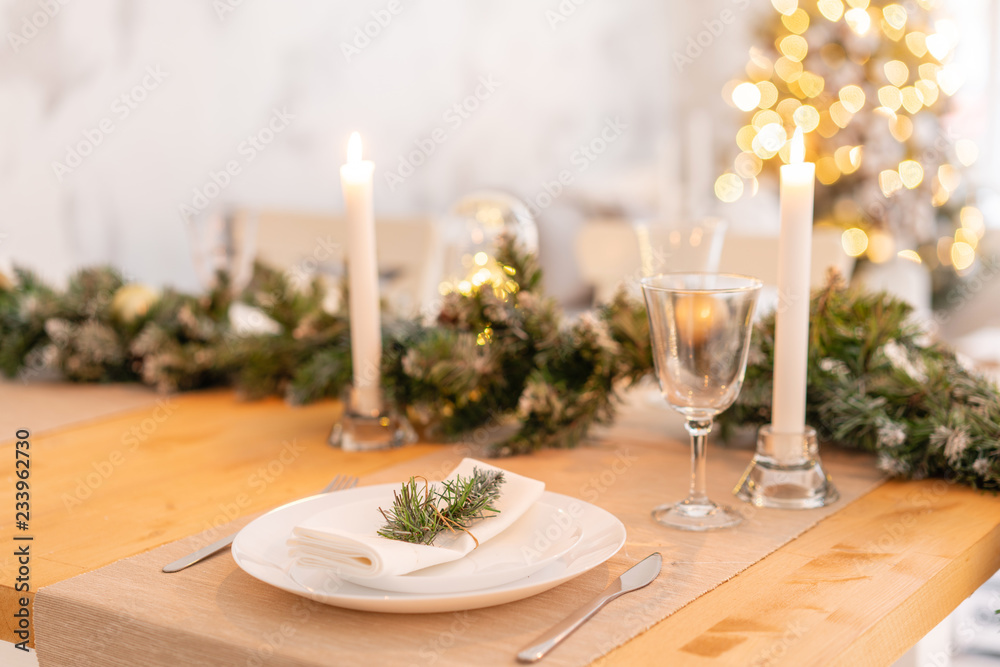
[771,128,815,459]
[340,132,382,416]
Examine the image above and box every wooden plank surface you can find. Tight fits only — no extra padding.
[0,390,439,645]
[601,478,1000,666]
[2,387,999,664]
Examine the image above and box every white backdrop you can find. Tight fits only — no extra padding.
[0,0,721,291]
[0,0,994,295]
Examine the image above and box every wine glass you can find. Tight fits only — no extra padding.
[641,273,762,531]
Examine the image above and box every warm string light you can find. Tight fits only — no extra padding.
[438,255,520,304]
[719,0,976,274]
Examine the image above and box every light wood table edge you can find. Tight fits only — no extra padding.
[597,482,1000,667]
[832,523,1000,667]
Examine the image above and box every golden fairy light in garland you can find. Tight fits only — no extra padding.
[718,0,985,277]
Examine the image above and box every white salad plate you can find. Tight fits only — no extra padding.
[232,484,627,613]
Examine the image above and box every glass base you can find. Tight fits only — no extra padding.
[652,500,743,531]
[328,389,417,452]
[734,425,839,509]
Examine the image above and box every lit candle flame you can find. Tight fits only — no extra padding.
[347,132,363,164]
[790,127,805,164]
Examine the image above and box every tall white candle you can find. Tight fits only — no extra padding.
[771,128,815,459]
[340,132,382,416]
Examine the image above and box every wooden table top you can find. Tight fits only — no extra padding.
[2,386,999,665]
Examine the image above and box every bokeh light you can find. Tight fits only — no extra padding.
[715,173,744,202]
[906,32,928,56]
[868,230,895,263]
[818,0,845,21]
[842,228,869,256]
[900,86,924,113]
[951,241,975,271]
[771,0,798,16]
[733,82,762,111]
[756,81,779,109]
[889,115,913,142]
[816,156,840,184]
[782,8,810,33]
[845,7,871,34]
[955,139,979,166]
[960,207,986,238]
[898,160,924,189]
[797,72,825,97]
[779,35,809,62]
[884,61,909,87]
[878,86,903,111]
[879,169,903,197]
[723,0,976,279]
[793,104,820,132]
[839,85,866,113]
[882,4,907,30]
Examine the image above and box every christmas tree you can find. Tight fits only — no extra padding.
[717,0,985,296]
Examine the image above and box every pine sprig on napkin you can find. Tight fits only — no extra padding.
[377,468,505,545]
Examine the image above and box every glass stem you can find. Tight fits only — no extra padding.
[685,418,713,505]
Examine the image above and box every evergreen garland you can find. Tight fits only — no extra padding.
[1,236,997,490]
[718,275,1000,490]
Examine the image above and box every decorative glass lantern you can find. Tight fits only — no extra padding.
[438,190,539,297]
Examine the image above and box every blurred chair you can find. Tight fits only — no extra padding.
[241,209,440,317]
[637,219,727,277]
[574,218,643,304]
[716,225,853,286]
[575,219,853,305]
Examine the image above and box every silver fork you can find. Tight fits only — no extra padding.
[162,474,359,573]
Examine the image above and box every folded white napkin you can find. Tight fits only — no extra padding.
[287,459,545,579]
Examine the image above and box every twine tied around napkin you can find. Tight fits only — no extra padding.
[287,459,545,579]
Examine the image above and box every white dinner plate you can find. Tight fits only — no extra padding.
[336,500,585,594]
[232,485,626,613]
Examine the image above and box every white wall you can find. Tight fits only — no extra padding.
[4,0,992,297]
[1,0,719,292]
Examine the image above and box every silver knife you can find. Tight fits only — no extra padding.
[517,552,662,663]
[162,532,240,574]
